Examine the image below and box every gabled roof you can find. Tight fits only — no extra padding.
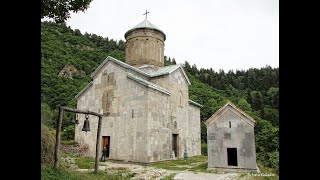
[75,82,93,99]
[127,73,171,95]
[91,56,191,84]
[90,56,149,79]
[188,99,203,108]
[150,65,191,85]
[76,56,192,99]
[205,102,256,127]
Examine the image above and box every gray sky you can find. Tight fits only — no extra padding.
[65,0,279,71]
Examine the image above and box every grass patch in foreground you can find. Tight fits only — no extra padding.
[161,173,176,180]
[189,162,208,172]
[236,162,279,180]
[75,156,95,169]
[149,155,207,171]
[41,165,132,180]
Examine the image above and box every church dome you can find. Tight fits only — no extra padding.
[124,19,166,40]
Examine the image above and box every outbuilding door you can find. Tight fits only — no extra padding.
[227,148,238,166]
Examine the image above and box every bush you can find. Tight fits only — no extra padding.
[268,151,279,174]
[61,125,75,140]
[201,143,208,156]
[41,124,56,164]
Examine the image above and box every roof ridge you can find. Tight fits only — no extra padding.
[205,101,256,127]
[127,73,171,95]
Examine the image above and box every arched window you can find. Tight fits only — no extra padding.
[179,91,183,107]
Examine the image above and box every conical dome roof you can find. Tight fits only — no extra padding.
[125,19,166,40]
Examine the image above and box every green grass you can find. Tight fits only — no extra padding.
[149,155,207,171]
[161,173,176,180]
[75,156,95,169]
[189,162,208,172]
[41,165,132,180]
[61,140,78,145]
[235,162,279,180]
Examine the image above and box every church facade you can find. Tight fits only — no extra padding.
[74,19,202,162]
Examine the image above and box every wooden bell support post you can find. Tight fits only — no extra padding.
[53,106,108,173]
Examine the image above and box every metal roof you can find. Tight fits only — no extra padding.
[150,65,191,85]
[188,99,203,108]
[127,73,171,95]
[125,19,166,40]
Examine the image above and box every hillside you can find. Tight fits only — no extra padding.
[41,21,278,172]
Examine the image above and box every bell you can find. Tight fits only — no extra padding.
[82,115,90,132]
[70,117,75,123]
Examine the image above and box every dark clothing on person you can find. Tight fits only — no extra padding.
[100,148,108,162]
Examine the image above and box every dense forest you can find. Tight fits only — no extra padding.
[41,21,278,172]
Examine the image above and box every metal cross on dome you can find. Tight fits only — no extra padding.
[143,9,150,20]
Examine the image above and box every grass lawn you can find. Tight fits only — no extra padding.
[41,165,132,180]
[149,155,208,171]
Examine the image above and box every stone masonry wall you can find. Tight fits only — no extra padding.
[76,61,149,161]
[207,107,257,170]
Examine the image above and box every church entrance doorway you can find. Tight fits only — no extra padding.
[102,136,110,157]
[172,134,179,158]
[227,148,238,166]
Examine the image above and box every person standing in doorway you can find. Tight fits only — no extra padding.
[101,147,107,162]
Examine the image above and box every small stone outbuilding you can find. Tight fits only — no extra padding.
[205,102,258,172]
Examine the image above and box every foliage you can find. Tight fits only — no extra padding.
[41,0,94,23]
[61,125,75,141]
[200,122,207,143]
[201,143,208,156]
[41,124,56,164]
[237,98,252,112]
[41,102,54,126]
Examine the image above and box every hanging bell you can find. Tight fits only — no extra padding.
[82,114,90,132]
[70,117,75,124]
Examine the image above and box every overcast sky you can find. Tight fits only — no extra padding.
[65,0,279,71]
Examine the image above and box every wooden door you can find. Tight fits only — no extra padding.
[102,136,110,157]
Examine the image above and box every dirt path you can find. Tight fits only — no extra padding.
[75,161,239,180]
[174,171,238,180]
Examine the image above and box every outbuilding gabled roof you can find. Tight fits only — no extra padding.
[205,102,256,127]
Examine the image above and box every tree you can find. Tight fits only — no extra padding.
[41,0,94,23]
[172,58,177,65]
[237,98,252,112]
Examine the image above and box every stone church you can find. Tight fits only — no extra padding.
[205,102,258,172]
[74,18,202,162]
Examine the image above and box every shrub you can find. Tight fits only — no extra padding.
[61,125,75,140]
[201,143,208,156]
[41,124,56,164]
